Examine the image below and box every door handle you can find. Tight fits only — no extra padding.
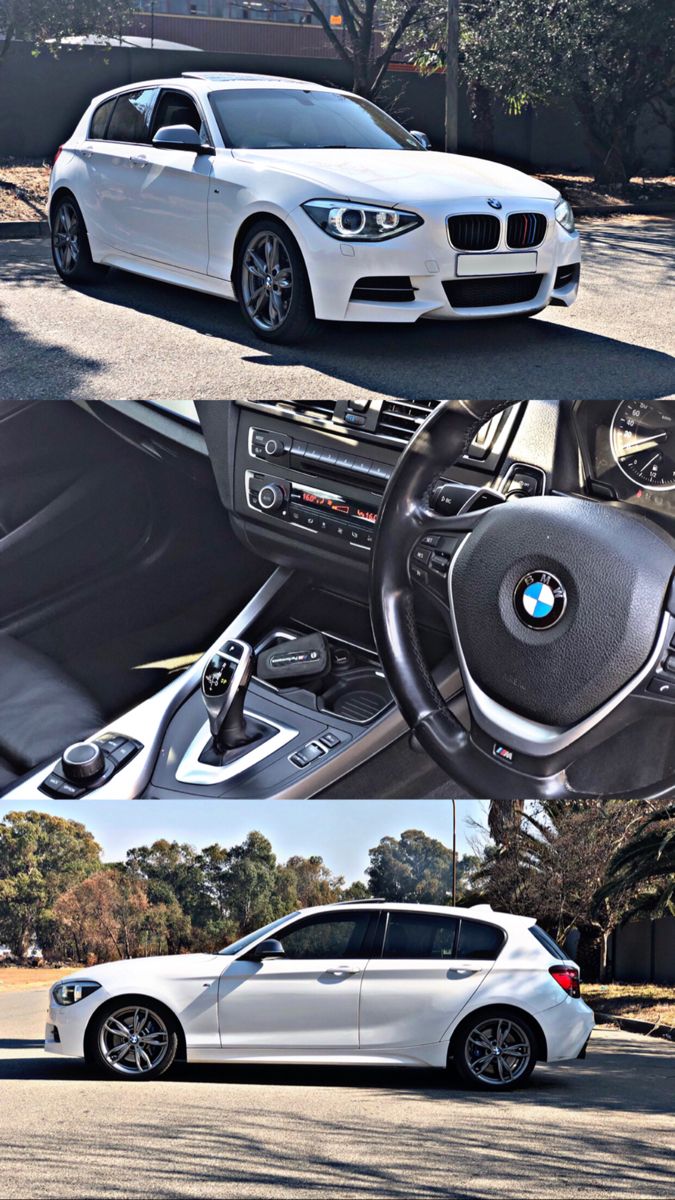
[130,155,148,167]
[324,968,361,977]
[81,146,93,159]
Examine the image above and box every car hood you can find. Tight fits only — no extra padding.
[229,148,559,207]
[58,954,221,985]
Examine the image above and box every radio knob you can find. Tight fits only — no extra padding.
[258,483,286,512]
[264,437,285,458]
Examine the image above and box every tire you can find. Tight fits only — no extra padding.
[51,193,108,285]
[235,217,318,344]
[451,1010,537,1091]
[85,999,180,1081]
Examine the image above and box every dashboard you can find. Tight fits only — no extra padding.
[573,400,675,523]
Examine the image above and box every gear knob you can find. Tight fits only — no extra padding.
[202,639,254,752]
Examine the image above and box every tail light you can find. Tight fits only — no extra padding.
[550,966,581,999]
[53,146,64,167]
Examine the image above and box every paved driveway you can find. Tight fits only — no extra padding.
[0,216,673,402]
[1,988,674,1199]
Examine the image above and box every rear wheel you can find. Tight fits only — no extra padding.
[236,218,318,344]
[86,1000,179,1081]
[51,194,108,285]
[452,1011,537,1091]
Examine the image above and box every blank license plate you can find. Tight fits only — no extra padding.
[456,251,538,277]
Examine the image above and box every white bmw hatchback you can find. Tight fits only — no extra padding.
[46,901,594,1089]
[49,73,581,343]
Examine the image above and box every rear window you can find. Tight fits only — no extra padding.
[106,88,158,144]
[530,925,567,961]
[382,912,459,959]
[457,919,505,961]
[90,97,116,140]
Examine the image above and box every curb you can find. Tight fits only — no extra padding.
[575,202,675,217]
[593,1010,675,1042]
[0,219,49,239]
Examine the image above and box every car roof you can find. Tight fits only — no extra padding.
[291,901,535,931]
[90,73,333,99]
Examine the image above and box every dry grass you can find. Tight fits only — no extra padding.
[583,983,675,1028]
[0,965,79,993]
[0,160,51,221]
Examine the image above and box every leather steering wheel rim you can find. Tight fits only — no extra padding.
[369,400,675,801]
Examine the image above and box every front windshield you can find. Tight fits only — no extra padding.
[208,88,424,151]
[219,913,299,955]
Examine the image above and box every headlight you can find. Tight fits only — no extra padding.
[53,981,101,1006]
[555,198,575,233]
[302,199,423,241]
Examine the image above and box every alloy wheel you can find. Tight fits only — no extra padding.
[464,1017,532,1086]
[241,231,294,331]
[98,1005,170,1077]
[53,202,80,274]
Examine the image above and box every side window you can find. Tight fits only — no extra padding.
[106,88,158,144]
[89,97,116,140]
[152,91,206,141]
[457,919,505,961]
[382,912,459,959]
[277,912,371,959]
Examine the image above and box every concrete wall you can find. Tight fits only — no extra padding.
[612,915,675,986]
[0,41,671,172]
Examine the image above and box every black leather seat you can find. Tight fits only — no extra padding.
[0,635,103,793]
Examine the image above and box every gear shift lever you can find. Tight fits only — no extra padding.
[201,639,254,753]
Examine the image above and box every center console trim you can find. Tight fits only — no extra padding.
[175,711,298,786]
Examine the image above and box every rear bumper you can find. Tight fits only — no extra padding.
[539,997,596,1063]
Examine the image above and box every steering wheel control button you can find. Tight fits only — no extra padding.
[513,571,567,630]
[647,677,675,700]
[62,741,105,782]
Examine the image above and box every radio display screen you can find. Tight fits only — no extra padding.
[291,484,378,526]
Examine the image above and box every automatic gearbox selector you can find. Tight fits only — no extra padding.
[61,741,105,782]
[202,639,255,752]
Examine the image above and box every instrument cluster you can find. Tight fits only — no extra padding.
[573,400,675,523]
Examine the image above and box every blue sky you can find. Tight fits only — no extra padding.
[3,800,489,883]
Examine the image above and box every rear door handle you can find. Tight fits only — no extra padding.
[81,146,94,159]
[325,968,361,977]
[130,155,148,167]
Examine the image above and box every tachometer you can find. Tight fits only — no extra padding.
[610,401,675,491]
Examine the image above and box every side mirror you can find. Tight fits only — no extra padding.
[410,130,431,150]
[247,938,286,962]
[152,124,214,155]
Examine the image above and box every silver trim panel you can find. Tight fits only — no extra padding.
[175,711,298,786]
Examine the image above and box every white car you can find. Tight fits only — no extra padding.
[46,901,594,1089]
[48,73,581,343]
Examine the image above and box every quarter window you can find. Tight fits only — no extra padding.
[382,912,459,959]
[457,919,505,961]
[106,88,158,144]
[277,911,371,959]
[89,97,116,140]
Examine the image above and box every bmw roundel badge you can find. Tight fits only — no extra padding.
[487,198,502,210]
[513,571,567,629]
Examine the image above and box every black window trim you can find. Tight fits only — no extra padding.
[374,909,507,962]
[150,86,216,149]
[265,907,381,960]
[88,86,161,146]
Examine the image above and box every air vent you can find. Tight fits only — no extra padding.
[247,401,337,423]
[376,401,443,445]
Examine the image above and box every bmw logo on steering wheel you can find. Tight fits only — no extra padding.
[513,571,567,629]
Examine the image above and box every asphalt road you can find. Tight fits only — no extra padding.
[0,216,673,402]
[1,989,674,1199]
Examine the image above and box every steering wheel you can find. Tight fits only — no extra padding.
[370,401,675,800]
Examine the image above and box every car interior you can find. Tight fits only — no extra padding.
[1,398,674,802]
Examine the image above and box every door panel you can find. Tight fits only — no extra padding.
[125,149,211,272]
[217,958,364,1048]
[359,960,490,1048]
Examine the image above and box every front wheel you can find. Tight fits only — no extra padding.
[236,218,318,344]
[452,1011,537,1091]
[51,194,108,285]
[86,1000,179,1081]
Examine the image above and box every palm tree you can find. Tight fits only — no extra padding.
[487,801,525,846]
[600,804,675,908]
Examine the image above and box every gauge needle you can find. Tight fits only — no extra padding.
[641,452,661,473]
[620,432,667,457]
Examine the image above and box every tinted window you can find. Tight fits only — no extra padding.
[208,88,423,151]
[457,919,505,961]
[219,914,299,956]
[382,912,459,959]
[152,90,207,140]
[90,97,116,139]
[278,911,370,959]
[106,88,158,144]
[530,925,566,961]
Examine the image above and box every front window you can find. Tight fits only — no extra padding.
[208,88,424,151]
[276,911,372,958]
[219,914,298,956]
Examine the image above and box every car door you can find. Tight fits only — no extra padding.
[359,912,501,1050]
[121,88,212,274]
[79,88,159,255]
[217,910,375,1049]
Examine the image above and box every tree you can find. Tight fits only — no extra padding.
[599,804,675,911]
[304,0,431,97]
[0,811,101,958]
[127,840,216,930]
[367,829,457,904]
[0,0,134,62]
[51,869,150,962]
[279,855,346,909]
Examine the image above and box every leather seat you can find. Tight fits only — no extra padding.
[0,635,103,793]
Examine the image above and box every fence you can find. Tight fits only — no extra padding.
[609,915,675,986]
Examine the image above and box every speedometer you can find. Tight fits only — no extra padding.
[610,401,675,491]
